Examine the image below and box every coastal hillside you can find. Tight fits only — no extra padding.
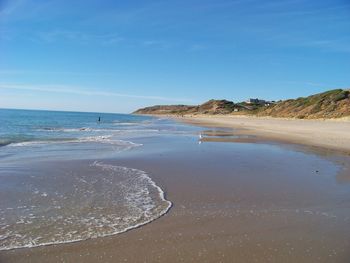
[134,89,350,119]
[134,99,240,115]
[256,89,350,119]
[133,104,196,115]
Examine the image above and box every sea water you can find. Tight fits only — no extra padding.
[0,109,192,250]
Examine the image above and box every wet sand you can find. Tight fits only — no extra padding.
[177,115,350,154]
[1,126,350,262]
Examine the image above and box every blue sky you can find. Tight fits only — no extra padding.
[0,0,349,113]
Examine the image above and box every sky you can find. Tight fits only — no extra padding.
[0,0,350,113]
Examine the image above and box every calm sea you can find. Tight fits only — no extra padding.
[0,109,197,250]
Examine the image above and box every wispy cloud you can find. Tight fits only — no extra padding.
[31,29,203,51]
[0,69,118,76]
[0,83,195,103]
[298,39,350,53]
[142,40,167,47]
[188,44,208,52]
[141,39,182,50]
[280,80,349,89]
[262,31,350,54]
[35,30,125,45]
[0,0,25,17]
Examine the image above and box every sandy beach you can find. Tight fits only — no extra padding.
[2,0,350,261]
[176,115,350,154]
[2,117,350,263]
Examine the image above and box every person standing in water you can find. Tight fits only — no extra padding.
[98,116,101,122]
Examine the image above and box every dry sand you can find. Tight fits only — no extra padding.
[177,115,350,154]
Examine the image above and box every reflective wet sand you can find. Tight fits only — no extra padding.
[1,130,350,262]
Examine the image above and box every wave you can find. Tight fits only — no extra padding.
[0,162,172,251]
[36,127,94,132]
[36,127,160,133]
[5,135,142,148]
[0,138,34,148]
[77,136,143,148]
[113,122,140,126]
[0,141,12,147]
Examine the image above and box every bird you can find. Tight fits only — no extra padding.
[198,133,203,144]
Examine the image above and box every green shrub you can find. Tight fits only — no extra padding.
[333,90,349,102]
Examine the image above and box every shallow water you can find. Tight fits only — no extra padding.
[0,160,171,250]
[0,109,192,250]
[1,109,350,261]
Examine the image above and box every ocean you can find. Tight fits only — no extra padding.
[0,109,198,250]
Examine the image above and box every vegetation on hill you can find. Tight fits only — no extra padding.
[257,89,350,119]
[133,89,350,119]
[133,104,196,115]
[134,100,239,115]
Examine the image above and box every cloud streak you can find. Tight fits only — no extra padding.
[280,80,349,89]
[35,30,125,45]
[0,0,25,17]
[0,69,120,76]
[0,83,195,103]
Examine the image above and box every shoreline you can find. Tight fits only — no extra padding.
[3,136,350,262]
[2,115,350,262]
[167,114,350,154]
[0,161,173,252]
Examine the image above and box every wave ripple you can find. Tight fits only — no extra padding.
[0,162,171,251]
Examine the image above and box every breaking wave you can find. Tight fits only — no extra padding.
[0,162,171,251]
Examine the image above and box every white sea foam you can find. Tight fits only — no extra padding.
[113,122,139,126]
[7,141,50,147]
[7,135,142,148]
[37,127,95,132]
[0,162,171,251]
